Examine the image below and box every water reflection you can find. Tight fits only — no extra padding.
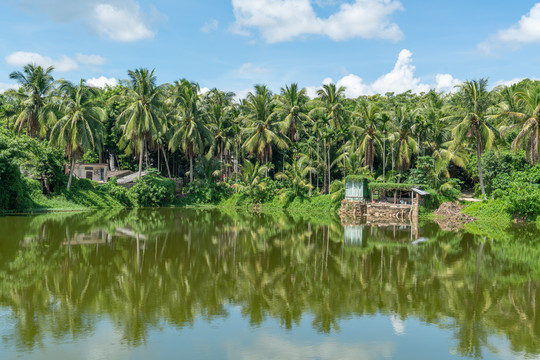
[0,208,538,359]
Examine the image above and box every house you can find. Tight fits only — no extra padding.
[72,163,109,183]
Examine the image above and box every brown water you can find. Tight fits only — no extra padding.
[0,208,538,359]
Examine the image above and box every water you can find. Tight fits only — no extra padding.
[0,208,538,360]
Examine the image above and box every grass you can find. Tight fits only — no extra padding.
[11,178,128,213]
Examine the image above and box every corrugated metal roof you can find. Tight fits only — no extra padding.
[412,187,430,196]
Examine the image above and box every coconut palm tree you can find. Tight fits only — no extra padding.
[450,79,498,196]
[313,83,346,129]
[204,89,234,172]
[275,155,315,196]
[242,85,287,169]
[233,159,269,196]
[503,85,540,165]
[273,83,311,142]
[8,64,57,137]
[168,79,212,183]
[115,68,166,179]
[50,80,106,190]
[351,101,381,172]
[390,106,419,181]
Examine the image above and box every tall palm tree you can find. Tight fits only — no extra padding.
[314,83,346,129]
[115,68,166,179]
[274,83,311,142]
[390,106,419,181]
[351,101,381,171]
[503,85,540,165]
[451,79,498,196]
[50,80,106,190]
[242,85,287,170]
[8,64,57,137]
[0,93,19,130]
[168,79,212,183]
[204,89,234,171]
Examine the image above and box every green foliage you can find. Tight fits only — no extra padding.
[128,172,176,207]
[463,199,513,222]
[481,150,529,194]
[102,177,132,206]
[407,155,433,186]
[344,175,369,182]
[0,147,28,211]
[506,182,540,219]
[179,181,231,205]
[82,151,99,164]
[368,182,423,191]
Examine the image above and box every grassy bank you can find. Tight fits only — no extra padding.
[0,172,178,214]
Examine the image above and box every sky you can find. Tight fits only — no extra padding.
[1,0,540,98]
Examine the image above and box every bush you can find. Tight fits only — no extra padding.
[128,174,176,207]
[506,182,540,219]
[180,181,231,205]
[0,152,27,211]
[463,199,512,221]
[102,177,132,207]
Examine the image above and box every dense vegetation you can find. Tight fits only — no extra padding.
[2,64,540,219]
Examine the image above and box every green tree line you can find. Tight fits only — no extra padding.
[2,64,540,216]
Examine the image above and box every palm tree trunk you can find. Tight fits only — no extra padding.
[67,157,75,190]
[309,147,312,196]
[316,139,320,191]
[383,134,386,180]
[138,139,144,180]
[327,144,331,194]
[322,139,327,194]
[161,145,172,179]
[391,144,395,177]
[476,133,486,196]
[190,154,194,183]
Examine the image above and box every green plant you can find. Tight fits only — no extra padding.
[128,173,176,207]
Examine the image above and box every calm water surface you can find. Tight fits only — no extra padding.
[0,208,538,360]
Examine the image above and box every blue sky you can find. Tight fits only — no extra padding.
[1,0,540,98]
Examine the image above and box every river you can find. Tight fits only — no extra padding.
[0,208,538,359]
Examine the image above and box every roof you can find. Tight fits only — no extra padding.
[108,170,133,179]
[73,163,109,168]
[117,171,149,184]
[412,187,430,196]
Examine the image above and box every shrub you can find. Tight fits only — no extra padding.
[128,174,176,207]
[102,177,132,206]
[507,182,540,219]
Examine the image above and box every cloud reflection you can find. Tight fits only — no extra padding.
[228,334,396,360]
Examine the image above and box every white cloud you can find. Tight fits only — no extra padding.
[238,63,269,75]
[199,87,211,95]
[310,49,461,98]
[233,88,252,102]
[17,0,161,42]
[227,333,396,360]
[86,76,118,88]
[494,77,540,88]
[434,73,461,93]
[76,53,106,65]
[94,3,155,41]
[231,0,403,43]
[5,51,78,72]
[0,83,20,93]
[201,19,219,33]
[479,3,540,52]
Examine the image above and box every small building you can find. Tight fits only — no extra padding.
[345,176,369,201]
[340,180,430,222]
[72,163,109,183]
